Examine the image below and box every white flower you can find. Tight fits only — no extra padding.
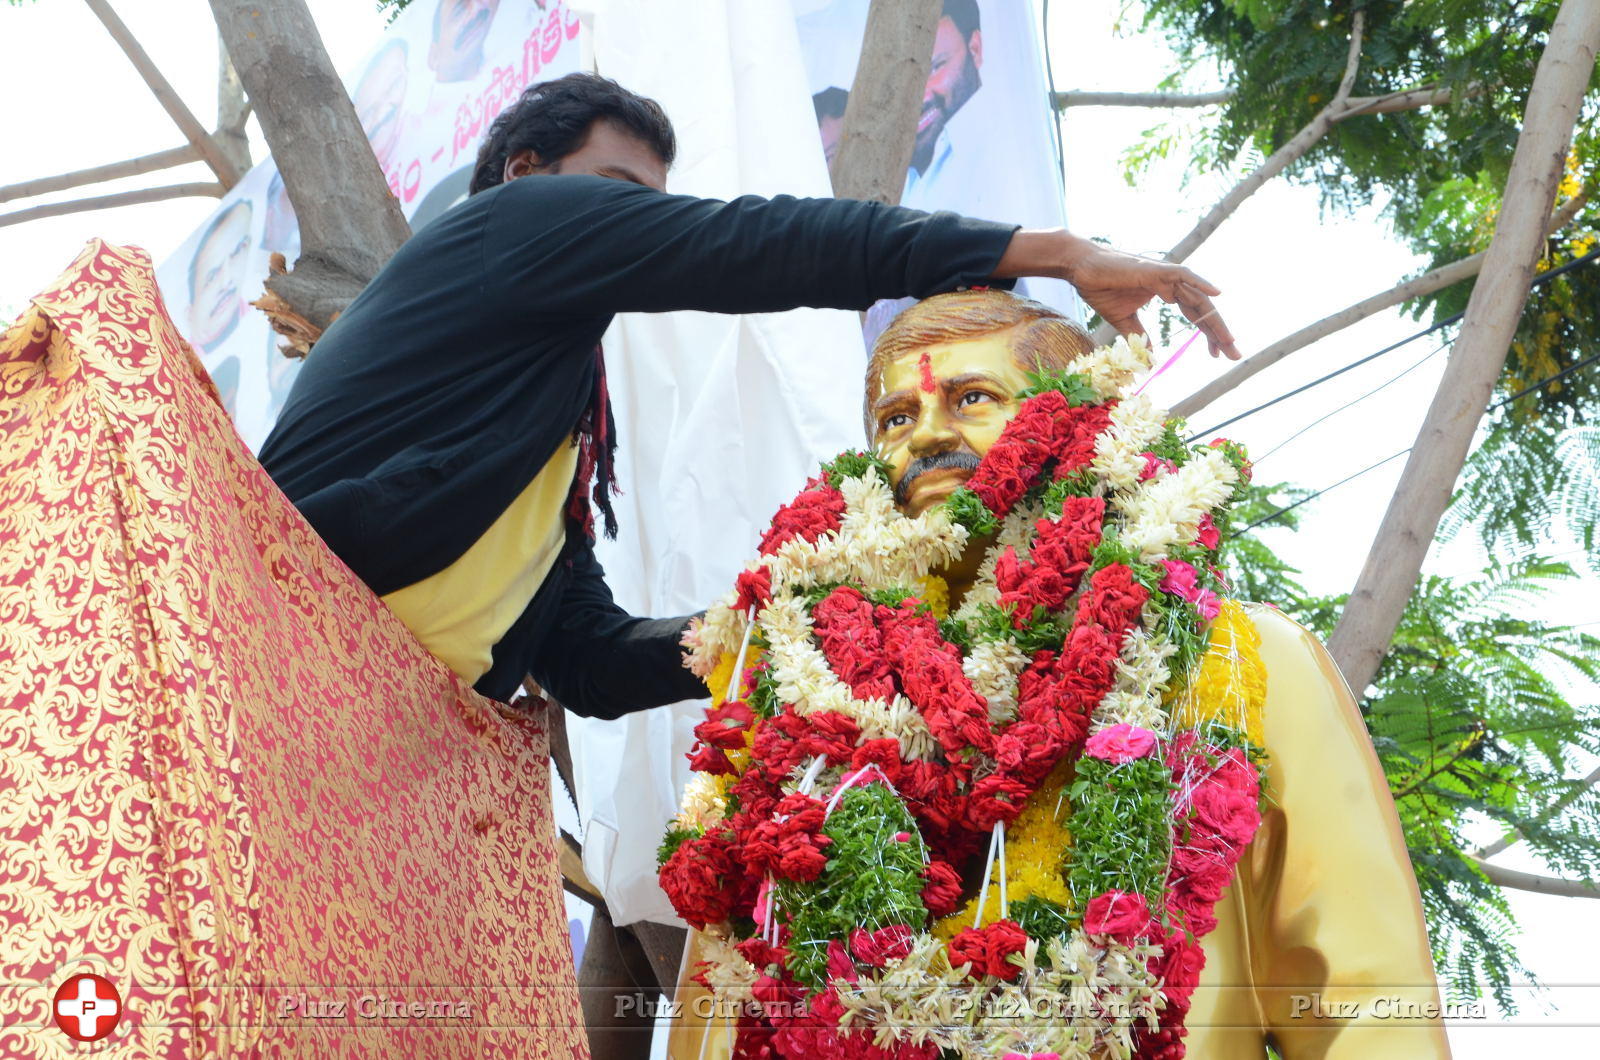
[1065,333,1155,400]
[1117,447,1238,562]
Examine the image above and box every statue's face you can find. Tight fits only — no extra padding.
[871,329,1031,517]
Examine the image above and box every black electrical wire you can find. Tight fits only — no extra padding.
[1188,245,1600,442]
[1243,449,1413,533]
[1255,337,1451,463]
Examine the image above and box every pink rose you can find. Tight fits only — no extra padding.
[1084,723,1158,764]
[1159,558,1200,599]
[1193,512,1221,550]
[1140,452,1177,481]
[1194,588,1222,620]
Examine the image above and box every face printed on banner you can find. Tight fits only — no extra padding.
[355,40,410,171]
[187,200,254,351]
[429,0,502,84]
[263,169,300,258]
[866,291,1092,517]
[812,87,849,168]
[913,5,983,174]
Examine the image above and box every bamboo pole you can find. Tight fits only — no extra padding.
[82,0,242,188]
[0,145,200,204]
[0,183,224,228]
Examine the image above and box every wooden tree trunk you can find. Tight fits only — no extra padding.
[1326,0,1600,696]
[828,0,941,205]
[210,0,411,346]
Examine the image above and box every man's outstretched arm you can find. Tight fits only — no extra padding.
[483,175,1238,358]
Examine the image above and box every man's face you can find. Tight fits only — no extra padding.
[429,0,501,83]
[915,17,982,166]
[872,329,1031,517]
[189,204,253,349]
[355,45,408,170]
[818,112,844,167]
[506,119,668,192]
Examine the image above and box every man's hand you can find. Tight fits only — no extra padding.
[996,230,1241,360]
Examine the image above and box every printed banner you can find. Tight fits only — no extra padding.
[155,0,585,453]
[793,0,1083,342]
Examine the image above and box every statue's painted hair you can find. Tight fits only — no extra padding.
[864,289,1094,439]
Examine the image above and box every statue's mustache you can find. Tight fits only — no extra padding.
[895,449,982,505]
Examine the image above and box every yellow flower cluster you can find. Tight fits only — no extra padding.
[933,761,1076,940]
[1174,598,1267,747]
[916,574,951,619]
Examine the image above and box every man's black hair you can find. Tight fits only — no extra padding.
[812,87,849,123]
[469,73,676,195]
[943,0,980,38]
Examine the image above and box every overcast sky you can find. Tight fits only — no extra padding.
[0,1,1594,1053]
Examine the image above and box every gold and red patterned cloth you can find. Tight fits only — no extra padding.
[0,241,588,1058]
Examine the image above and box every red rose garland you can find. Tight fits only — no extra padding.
[664,382,1260,1060]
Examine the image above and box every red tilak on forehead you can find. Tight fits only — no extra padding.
[917,352,937,393]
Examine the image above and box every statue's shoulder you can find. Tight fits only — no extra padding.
[1233,601,1368,747]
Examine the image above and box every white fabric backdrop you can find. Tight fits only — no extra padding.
[569,0,866,926]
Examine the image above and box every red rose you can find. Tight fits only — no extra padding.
[733,564,774,613]
[812,586,898,701]
[849,924,915,967]
[1188,782,1261,848]
[659,833,739,929]
[920,859,963,917]
[1081,890,1155,941]
[694,699,755,750]
[759,477,846,555]
[1170,840,1232,903]
[735,937,790,975]
[826,939,859,983]
[1193,512,1221,550]
[963,773,1032,830]
[947,919,1029,980]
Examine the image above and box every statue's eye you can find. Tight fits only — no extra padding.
[883,413,912,431]
[957,390,992,409]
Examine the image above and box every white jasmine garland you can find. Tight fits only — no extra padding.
[1064,333,1154,401]
[761,595,937,759]
[1090,393,1169,495]
[1119,447,1239,562]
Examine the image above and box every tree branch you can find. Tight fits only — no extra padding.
[1474,763,1600,859]
[1470,856,1600,898]
[211,0,412,344]
[1326,0,1600,698]
[0,145,199,204]
[82,0,241,188]
[1154,13,1364,265]
[1052,89,1234,109]
[0,183,224,229]
[1170,190,1590,419]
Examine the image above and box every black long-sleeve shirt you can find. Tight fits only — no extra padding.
[258,175,1016,712]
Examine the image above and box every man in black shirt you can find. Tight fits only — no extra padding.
[259,72,1236,722]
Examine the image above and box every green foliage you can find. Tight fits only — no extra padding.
[779,785,929,987]
[1020,368,1101,406]
[1008,894,1075,941]
[1067,757,1174,911]
[375,0,415,23]
[943,485,1001,538]
[1236,522,1600,1009]
[822,449,897,490]
[657,825,703,868]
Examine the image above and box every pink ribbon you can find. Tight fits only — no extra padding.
[1133,327,1203,396]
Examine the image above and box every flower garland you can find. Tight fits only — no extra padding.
[664,336,1265,1060]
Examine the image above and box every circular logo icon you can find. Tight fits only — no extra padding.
[52,973,122,1042]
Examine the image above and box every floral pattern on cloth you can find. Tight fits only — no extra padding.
[0,241,588,1059]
